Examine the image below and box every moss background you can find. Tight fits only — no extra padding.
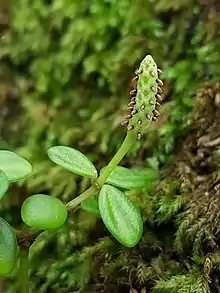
[1,0,220,292]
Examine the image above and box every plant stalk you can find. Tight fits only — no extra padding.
[19,246,29,293]
[67,133,135,209]
[66,185,98,210]
[97,133,135,186]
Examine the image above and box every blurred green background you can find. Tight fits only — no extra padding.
[1,0,220,292]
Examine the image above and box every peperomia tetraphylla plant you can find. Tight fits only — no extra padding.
[0,55,163,292]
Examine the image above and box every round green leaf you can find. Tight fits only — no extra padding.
[98,184,143,247]
[47,146,98,179]
[0,150,32,182]
[0,217,18,275]
[102,166,157,189]
[81,198,101,218]
[0,170,9,200]
[21,194,68,230]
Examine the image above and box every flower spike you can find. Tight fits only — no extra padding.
[121,55,163,139]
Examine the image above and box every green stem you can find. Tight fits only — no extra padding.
[19,246,29,293]
[97,133,135,186]
[67,133,135,210]
[66,185,98,210]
